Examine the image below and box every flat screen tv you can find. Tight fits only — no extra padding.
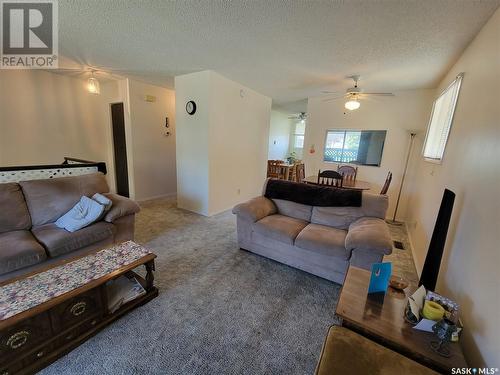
[323,130,387,166]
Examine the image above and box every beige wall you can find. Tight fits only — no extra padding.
[128,80,176,201]
[305,90,434,220]
[268,110,291,160]
[407,9,500,367]
[175,71,211,216]
[175,70,271,216]
[0,71,176,201]
[0,70,110,168]
[209,72,271,215]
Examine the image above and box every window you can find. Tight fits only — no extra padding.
[423,73,463,162]
[290,120,306,157]
[323,130,386,166]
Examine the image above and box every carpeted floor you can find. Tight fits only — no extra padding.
[41,198,417,375]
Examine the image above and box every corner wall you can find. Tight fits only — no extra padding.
[406,9,500,367]
[175,70,271,216]
[0,70,177,201]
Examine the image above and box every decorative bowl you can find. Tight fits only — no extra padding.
[389,275,409,291]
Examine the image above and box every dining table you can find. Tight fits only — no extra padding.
[302,175,371,190]
[277,163,294,180]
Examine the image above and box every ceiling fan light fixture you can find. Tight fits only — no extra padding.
[87,71,100,94]
[345,99,360,111]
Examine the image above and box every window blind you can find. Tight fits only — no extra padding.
[423,73,463,161]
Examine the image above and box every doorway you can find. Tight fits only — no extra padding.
[110,103,130,197]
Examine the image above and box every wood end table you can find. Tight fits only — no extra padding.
[336,266,467,374]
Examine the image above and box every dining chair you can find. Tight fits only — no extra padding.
[338,165,358,184]
[267,160,286,179]
[294,163,305,183]
[317,170,343,187]
[380,171,392,194]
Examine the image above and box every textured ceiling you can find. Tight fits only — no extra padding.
[58,0,499,111]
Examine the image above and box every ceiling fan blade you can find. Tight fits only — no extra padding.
[323,95,346,102]
[321,90,341,94]
[362,92,395,96]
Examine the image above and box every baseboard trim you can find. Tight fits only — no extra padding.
[137,192,176,203]
[404,221,422,278]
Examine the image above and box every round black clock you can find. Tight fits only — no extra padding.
[186,100,197,115]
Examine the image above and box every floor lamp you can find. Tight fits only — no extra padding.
[388,132,416,225]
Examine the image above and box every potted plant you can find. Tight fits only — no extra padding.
[286,152,297,165]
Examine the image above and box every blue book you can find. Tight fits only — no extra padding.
[368,262,392,294]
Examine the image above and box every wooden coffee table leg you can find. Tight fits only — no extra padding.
[145,260,155,291]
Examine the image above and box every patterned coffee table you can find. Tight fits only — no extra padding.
[0,241,158,375]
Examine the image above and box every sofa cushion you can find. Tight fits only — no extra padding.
[345,217,393,255]
[32,221,115,257]
[0,183,31,233]
[311,193,388,230]
[0,230,46,274]
[103,193,141,223]
[295,224,349,259]
[253,214,308,245]
[272,199,313,222]
[20,173,109,227]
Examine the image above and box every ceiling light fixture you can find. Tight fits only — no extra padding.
[87,71,100,94]
[344,99,360,111]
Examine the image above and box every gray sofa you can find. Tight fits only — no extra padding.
[233,183,393,284]
[0,172,140,282]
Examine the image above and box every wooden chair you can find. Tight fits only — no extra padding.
[338,165,358,184]
[267,160,286,179]
[317,170,343,187]
[380,171,392,194]
[294,163,305,183]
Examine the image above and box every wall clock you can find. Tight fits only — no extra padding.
[186,100,197,115]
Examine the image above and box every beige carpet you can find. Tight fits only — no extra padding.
[41,197,418,375]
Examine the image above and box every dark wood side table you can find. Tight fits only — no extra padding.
[336,266,467,374]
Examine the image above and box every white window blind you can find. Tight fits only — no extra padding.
[423,73,463,161]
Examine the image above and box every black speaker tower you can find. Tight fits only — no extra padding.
[419,189,455,291]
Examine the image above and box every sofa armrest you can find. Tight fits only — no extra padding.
[232,196,276,223]
[345,217,392,256]
[102,193,140,223]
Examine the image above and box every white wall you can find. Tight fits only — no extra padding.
[268,110,291,160]
[128,80,176,201]
[175,71,211,216]
[0,71,176,201]
[176,70,271,216]
[209,72,271,215]
[406,9,500,367]
[305,90,434,219]
[0,70,110,168]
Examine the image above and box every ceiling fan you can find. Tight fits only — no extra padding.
[322,75,394,110]
[288,112,307,122]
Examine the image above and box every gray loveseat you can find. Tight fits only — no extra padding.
[0,172,140,281]
[233,180,393,284]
